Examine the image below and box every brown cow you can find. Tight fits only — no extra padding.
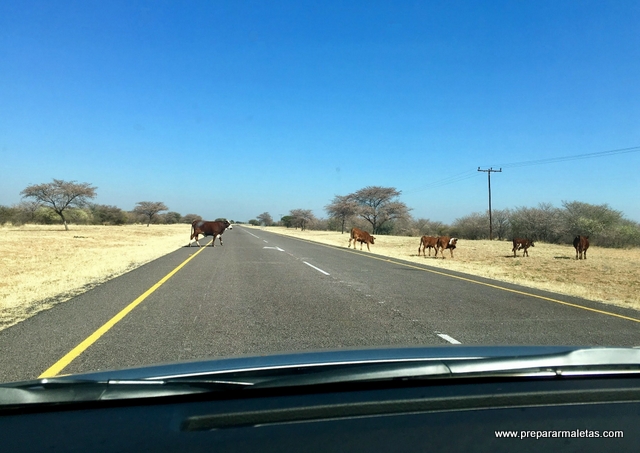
[348,227,375,251]
[512,238,534,257]
[573,235,589,260]
[418,236,438,257]
[435,236,458,259]
[189,220,231,247]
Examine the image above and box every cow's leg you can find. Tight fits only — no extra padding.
[218,234,224,246]
[366,242,370,252]
[449,248,454,258]
[584,249,587,260]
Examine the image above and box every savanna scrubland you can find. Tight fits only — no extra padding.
[2,223,638,334]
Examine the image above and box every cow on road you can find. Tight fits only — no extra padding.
[189,220,232,247]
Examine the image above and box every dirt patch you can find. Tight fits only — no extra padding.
[254,226,640,312]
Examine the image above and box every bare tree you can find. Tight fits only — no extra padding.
[20,179,97,230]
[182,213,202,224]
[134,201,168,226]
[492,209,511,240]
[325,195,358,234]
[348,186,411,234]
[289,209,315,231]
[257,212,274,226]
[452,212,489,240]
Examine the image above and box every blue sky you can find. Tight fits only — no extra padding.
[1,1,639,224]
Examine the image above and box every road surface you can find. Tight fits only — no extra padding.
[1,226,639,383]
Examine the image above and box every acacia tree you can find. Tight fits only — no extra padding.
[134,201,168,226]
[348,186,411,234]
[257,212,274,226]
[289,209,315,231]
[20,179,97,230]
[325,195,358,234]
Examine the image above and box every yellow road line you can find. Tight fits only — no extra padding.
[39,241,212,378]
[273,233,640,325]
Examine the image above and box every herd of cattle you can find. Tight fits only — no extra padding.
[187,221,590,260]
[348,227,590,260]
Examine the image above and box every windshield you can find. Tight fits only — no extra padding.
[1,1,639,385]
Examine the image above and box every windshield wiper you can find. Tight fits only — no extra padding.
[253,348,640,389]
[3,348,640,406]
[0,377,254,407]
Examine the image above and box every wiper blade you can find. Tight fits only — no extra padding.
[4,348,639,406]
[254,362,451,389]
[255,348,640,388]
[447,348,640,377]
[0,377,254,406]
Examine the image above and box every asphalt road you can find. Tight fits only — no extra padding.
[2,226,640,383]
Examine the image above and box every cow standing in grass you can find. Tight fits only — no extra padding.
[418,236,438,257]
[573,235,589,260]
[348,228,375,251]
[512,238,535,257]
[435,236,458,259]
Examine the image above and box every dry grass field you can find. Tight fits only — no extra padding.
[0,224,189,331]
[2,223,639,333]
[256,226,640,312]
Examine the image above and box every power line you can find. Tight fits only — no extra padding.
[406,145,640,194]
[404,170,480,194]
[486,145,640,169]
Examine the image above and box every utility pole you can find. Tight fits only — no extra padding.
[477,167,502,240]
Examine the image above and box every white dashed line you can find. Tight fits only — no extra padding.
[437,333,461,344]
[263,240,268,243]
[303,261,330,275]
[247,232,260,238]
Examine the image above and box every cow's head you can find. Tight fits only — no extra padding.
[449,238,458,247]
[370,236,376,244]
[530,240,535,247]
